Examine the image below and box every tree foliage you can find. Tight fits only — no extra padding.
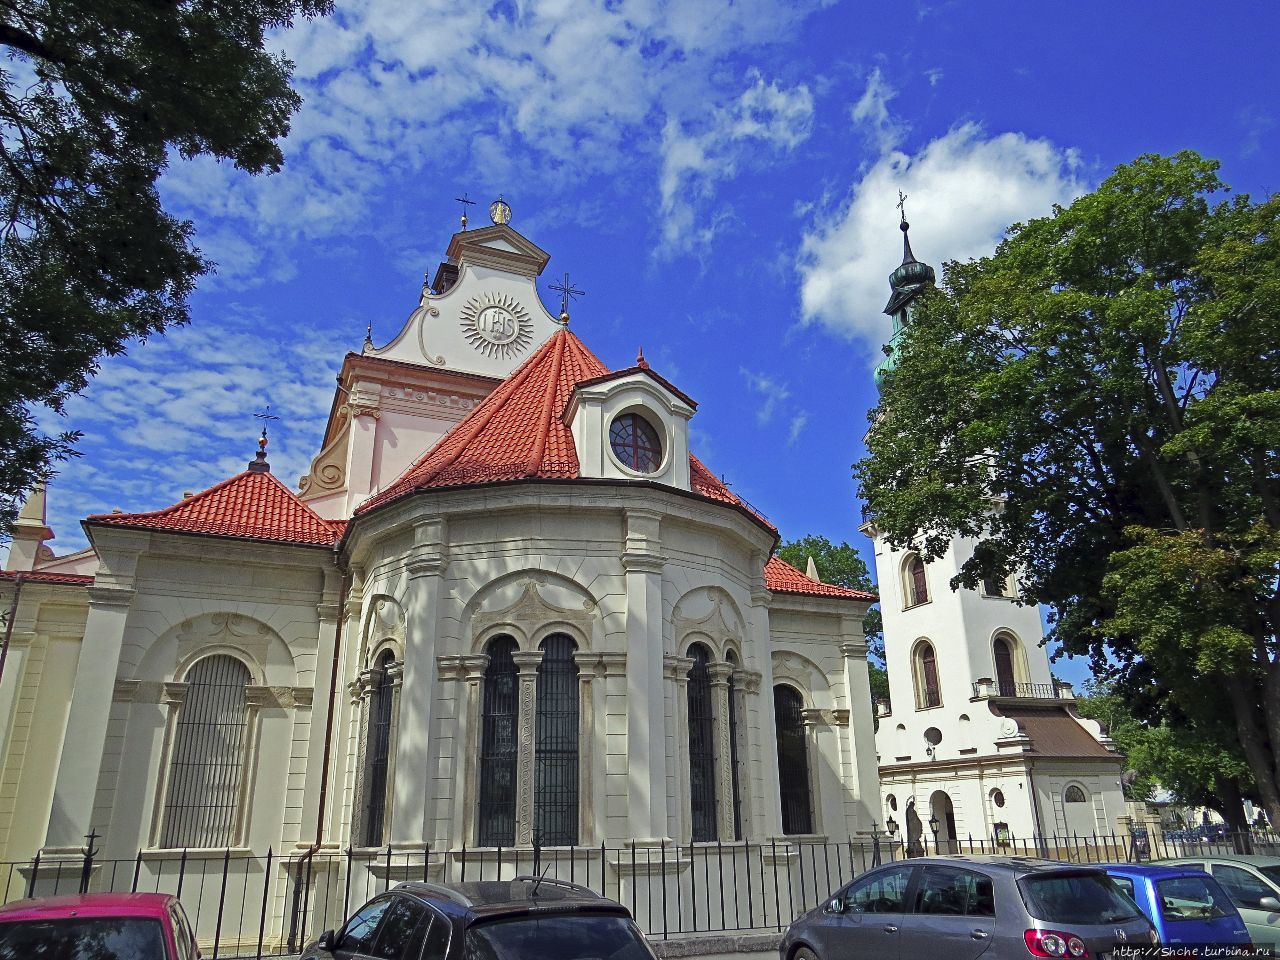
[0,0,331,531]
[778,534,883,660]
[856,152,1280,821]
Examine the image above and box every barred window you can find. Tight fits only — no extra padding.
[726,650,743,840]
[477,636,519,846]
[362,652,395,846]
[775,684,813,836]
[162,655,251,849]
[534,634,580,846]
[687,643,718,842]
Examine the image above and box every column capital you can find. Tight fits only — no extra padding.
[621,553,663,574]
[317,601,342,623]
[511,650,544,676]
[161,681,188,706]
[840,639,869,659]
[800,707,828,728]
[87,585,135,608]
[663,654,693,681]
[707,662,735,686]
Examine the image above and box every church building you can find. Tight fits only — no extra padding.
[863,216,1127,850]
[0,202,882,875]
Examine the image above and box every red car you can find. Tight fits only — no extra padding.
[0,891,199,959]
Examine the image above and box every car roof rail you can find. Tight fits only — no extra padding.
[394,881,475,908]
[511,875,603,898]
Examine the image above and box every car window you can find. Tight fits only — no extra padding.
[1156,876,1232,922]
[0,917,167,959]
[1258,866,1280,887]
[1214,865,1276,909]
[339,896,395,953]
[1111,876,1136,900]
[371,897,424,959]
[170,905,193,960]
[464,914,653,960]
[420,907,450,960]
[1019,871,1143,924]
[913,866,995,917]
[847,865,913,914]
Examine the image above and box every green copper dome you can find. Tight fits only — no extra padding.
[889,220,935,291]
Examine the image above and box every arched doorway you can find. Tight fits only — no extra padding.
[929,790,958,854]
[993,635,1017,696]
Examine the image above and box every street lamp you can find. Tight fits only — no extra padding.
[929,814,940,853]
[886,816,899,837]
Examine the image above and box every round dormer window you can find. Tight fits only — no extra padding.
[609,412,662,473]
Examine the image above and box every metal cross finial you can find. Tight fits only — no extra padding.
[897,190,908,223]
[455,193,476,230]
[253,405,279,438]
[548,272,585,316]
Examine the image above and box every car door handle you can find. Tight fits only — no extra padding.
[883,924,899,933]
[972,930,991,940]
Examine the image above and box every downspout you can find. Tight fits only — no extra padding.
[1026,764,1048,856]
[0,574,25,689]
[315,564,350,847]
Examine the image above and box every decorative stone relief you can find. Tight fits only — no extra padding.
[411,305,445,365]
[673,590,745,658]
[471,579,594,650]
[175,614,271,678]
[460,294,532,360]
[298,405,351,497]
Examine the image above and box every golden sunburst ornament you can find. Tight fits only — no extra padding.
[459,293,533,360]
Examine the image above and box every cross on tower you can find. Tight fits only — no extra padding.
[455,193,476,230]
[897,190,908,223]
[548,272,585,317]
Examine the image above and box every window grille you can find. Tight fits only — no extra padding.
[534,634,580,846]
[993,636,1016,697]
[362,652,395,846]
[161,655,251,849]
[687,644,718,842]
[919,644,941,708]
[478,637,519,846]
[609,413,662,473]
[774,684,813,835]
[1064,785,1088,803]
[726,653,743,840]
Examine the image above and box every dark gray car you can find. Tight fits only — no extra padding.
[780,856,1156,960]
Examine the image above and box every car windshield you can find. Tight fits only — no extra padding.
[1257,866,1280,886]
[1155,876,1232,922]
[0,916,166,959]
[1019,872,1143,925]
[465,913,654,960]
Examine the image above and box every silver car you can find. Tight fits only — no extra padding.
[780,856,1156,960]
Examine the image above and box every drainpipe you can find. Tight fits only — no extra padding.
[1026,765,1048,855]
[315,566,350,847]
[0,574,25,690]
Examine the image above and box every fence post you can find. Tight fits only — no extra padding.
[212,848,231,960]
[256,848,272,960]
[25,851,39,899]
[176,848,188,899]
[79,829,99,895]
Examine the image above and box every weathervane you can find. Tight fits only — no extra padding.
[455,193,476,230]
[250,406,279,473]
[548,272,585,321]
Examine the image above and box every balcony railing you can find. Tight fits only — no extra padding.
[971,680,1073,700]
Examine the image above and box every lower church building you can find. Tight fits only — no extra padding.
[0,208,883,874]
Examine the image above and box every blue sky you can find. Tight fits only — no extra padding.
[38,0,1279,685]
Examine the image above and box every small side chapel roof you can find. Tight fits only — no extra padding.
[86,470,344,548]
[358,328,760,527]
[764,555,876,601]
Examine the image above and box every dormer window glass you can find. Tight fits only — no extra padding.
[609,413,662,473]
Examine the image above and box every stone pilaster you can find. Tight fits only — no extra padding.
[297,585,342,846]
[840,634,880,832]
[623,508,668,842]
[511,650,543,845]
[747,551,783,839]
[664,654,693,841]
[708,662,736,840]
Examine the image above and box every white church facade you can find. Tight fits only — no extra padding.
[864,218,1127,852]
[0,208,884,879]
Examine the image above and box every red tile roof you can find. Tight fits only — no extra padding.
[360,329,764,527]
[764,556,877,601]
[0,570,94,586]
[87,470,343,548]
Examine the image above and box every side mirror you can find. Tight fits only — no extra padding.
[317,930,337,951]
[1258,897,1280,913]
[826,898,845,914]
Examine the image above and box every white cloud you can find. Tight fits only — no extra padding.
[160,1,830,283]
[851,68,904,152]
[787,411,809,445]
[659,70,814,254]
[739,367,793,425]
[797,119,1087,351]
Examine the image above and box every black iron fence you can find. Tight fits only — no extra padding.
[5,828,1277,958]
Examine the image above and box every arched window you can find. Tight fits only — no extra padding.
[904,555,929,607]
[609,412,662,473]
[161,654,251,849]
[478,636,519,846]
[726,649,743,840]
[1064,785,1088,803]
[914,641,941,709]
[687,643,718,842]
[993,634,1017,697]
[362,651,395,847]
[535,634,580,846]
[774,684,812,835]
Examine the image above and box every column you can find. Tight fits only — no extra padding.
[512,650,543,845]
[708,662,736,841]
[801,707,833,837]
[298,581,342,846]
[732,668,757,838]
[665,654,692,842]
[343,386,381,506]
[392,518,447,845]
[622,509,667,842]
[44,582,135,852]
[448,655,488,848]
[574,653,595,845]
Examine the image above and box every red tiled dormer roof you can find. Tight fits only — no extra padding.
[87,470,343,548]
[0,570,94,586]
[359,329,767,528]
[764,555,876,601]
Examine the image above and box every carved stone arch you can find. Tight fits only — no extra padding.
[770,650,833,708]
[367,637,405,666]
[469,576,596,654]
[673,586,746,660]
[475,622,530,652]
[682,631,719,660]
[176,643,265,687]
[133,612,288,686]
[362,594,406,666]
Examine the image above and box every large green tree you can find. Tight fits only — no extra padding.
[0,0,331,531]
[778,534,883,660]
[856,152,1280,821]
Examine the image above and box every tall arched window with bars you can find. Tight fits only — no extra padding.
[361,651,395,846]
[687,643,718,842]
[534,634,580,846]
[478,636,519,846]
[774,684,813,836]
[161,654,251,849]
[726,650,743,840]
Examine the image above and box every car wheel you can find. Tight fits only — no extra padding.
[793,948,820,960]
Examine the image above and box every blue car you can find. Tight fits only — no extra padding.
[1102,863,1251,948]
